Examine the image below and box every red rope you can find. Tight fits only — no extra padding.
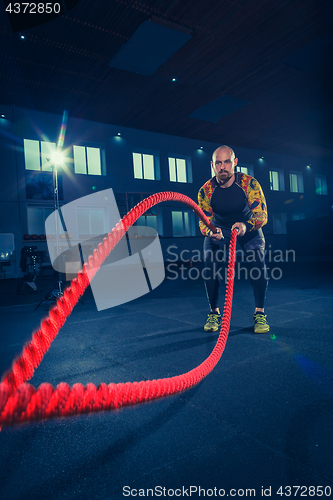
[0,192,237,427]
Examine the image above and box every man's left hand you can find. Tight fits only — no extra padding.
[231,222,247,237]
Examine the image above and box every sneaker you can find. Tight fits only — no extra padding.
[253,313,270,333]
[204,312,222,332]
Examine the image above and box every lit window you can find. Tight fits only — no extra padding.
[239,167,248,175]
[133,153,143,179]
[237,164,254,176]
[315,175,327,195]
[24,139,40,171]
[86,148,101,175]
[24,139,56,171]
[168,157,192,183]
[272,213,287,234]
[289,171,304,193]
[133,152,155,180]
[172,211,195,237]
[73,146,102,175]
[24,139,103,175]
[40,142,56,171]
[269,169,285,191]
[73,145,86,174]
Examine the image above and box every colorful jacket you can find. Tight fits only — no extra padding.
[198,173,268,237]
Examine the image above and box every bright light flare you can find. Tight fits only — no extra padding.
[58,110,68,149]
[50,150,65,166]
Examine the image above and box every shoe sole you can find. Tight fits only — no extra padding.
[204,324,221,332]
[254,325,270,333]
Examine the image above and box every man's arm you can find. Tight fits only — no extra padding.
[198,186,214,237]
[243,177,268,233]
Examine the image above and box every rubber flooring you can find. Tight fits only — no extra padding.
[0,261,332,500]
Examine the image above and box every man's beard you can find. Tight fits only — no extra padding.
[217,171,233,184]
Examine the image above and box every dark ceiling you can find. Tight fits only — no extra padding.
[1,0,332,161]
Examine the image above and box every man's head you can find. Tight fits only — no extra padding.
[211,146,238,185]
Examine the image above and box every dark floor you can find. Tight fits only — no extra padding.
[0,260,333,500]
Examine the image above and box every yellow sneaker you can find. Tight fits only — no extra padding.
[204,313,222,332]
[253,313,270,333]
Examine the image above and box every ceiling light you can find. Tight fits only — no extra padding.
[117,132,121,136]
[171,78,178,82]
[1,114,5,118]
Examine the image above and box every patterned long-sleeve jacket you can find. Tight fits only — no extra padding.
[198,173,268,237]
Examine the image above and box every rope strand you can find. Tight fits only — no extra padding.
[0,192,236,427]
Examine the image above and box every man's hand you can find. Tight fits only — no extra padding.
[210,227,224,241]
[231,222,247,237]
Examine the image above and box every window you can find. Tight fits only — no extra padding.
[135,215,161,236]
[73,146,102,175]
[315,175,328,195]
[272,213,287,234]
[77,207,106,236]
[168,156,192,183]
[289,171,304,193]
[133,152,159,180]
[172,211,196,237]
[27,206,54,235]
[211,164,253,178]
[237,164,254,176]
[24,139,56,171]
[269,169,285,191]
[292,213,306,221]
[24,139,104,175]
[125,192,163,235]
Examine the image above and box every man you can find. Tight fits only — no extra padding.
[198,145,269,334]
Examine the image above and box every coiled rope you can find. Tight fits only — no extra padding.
[0,192,237,427]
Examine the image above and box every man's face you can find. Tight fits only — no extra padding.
[211,148,238,184]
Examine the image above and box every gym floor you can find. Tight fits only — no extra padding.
[0,259,332,500]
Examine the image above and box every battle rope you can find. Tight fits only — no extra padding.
[0,192,237,427]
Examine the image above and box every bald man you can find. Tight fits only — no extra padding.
[198,145,269,333]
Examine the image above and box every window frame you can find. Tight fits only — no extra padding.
[269,169,285,191]
[27,204,55,235]
[24,139,57,172]
[24,139,105,176]
[134,214,162,236]
[236,164,254,177]
[315,174,328,195]
[73,143,105,176]
[171,210,196,237]
[291,213,306,221]
[132,148,160,181]
[168,155,193,183]
[272,212,288,234]
[289,171,304,193]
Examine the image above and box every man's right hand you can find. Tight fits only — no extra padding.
[210,227,224,241]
